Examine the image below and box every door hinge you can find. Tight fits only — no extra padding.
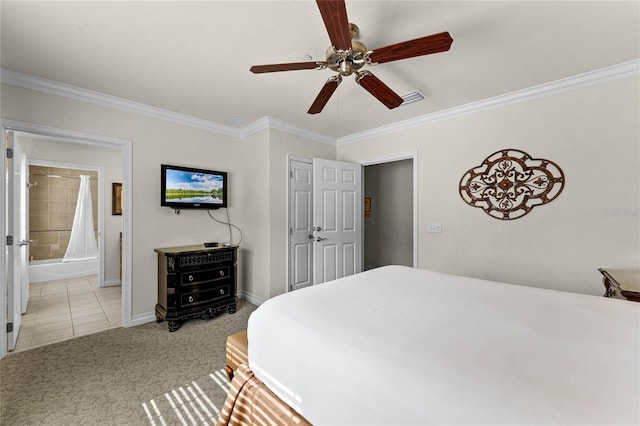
[6,235,13,246]
[289,227,293,235]
[290,171,293,178]
[6,148,13,159]
[7,322,13,333]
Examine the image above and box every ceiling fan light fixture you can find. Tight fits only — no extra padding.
[339,60,352,75]
[400,90,427,106]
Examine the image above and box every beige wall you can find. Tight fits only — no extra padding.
[236,131,270,301]
[338,76,640,296]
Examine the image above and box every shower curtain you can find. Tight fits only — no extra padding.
[63,175,98,262]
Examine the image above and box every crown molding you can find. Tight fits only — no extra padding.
[0,68,250,138]
[2,59,638,147]
[232,115,335,145]
[239,116,270,137]
[265,116,337,145]
[337,58,640,145]
[0,68,335,144]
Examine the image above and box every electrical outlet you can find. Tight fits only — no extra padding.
[427,223,442,233]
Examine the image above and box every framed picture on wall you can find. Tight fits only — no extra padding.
[112,182,122,215]
[364,197,371,218]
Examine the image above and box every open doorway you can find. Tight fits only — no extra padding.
[14,134,121,351]
[363,158,415,270]
[1,121,132,358]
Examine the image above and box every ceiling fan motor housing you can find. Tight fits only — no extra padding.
[325,39,368,76]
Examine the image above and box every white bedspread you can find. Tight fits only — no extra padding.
[248,266,640,425]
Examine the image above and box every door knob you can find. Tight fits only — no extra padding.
[314,237,327,242]
[19,239,32,247]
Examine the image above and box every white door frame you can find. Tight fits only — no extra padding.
[5,130,19,351]
[361,152,419,268]
[18,148,29,314]
[0,119,133,359]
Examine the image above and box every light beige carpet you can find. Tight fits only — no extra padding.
[1,299,256,425]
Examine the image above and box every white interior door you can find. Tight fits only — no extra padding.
[313,158,362,284]
[19,152,29,314]
[289,159,313,292]
[5,130,20,351]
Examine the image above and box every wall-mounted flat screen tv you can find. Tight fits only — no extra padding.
[161,164,228,209]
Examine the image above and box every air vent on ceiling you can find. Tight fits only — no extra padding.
[223,115,247,127]
[400,90,427,106]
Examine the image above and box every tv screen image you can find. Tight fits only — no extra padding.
[161,164,227,209]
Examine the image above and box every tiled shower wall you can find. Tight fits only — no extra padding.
[29,166,99,261]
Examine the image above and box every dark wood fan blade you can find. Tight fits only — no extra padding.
[355,71,403,109]
[250,62,324,73]
[368,32,453,64]
[308,76,342,114]
[316,0,352,51]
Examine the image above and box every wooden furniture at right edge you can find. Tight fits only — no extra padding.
[598,268,640,302]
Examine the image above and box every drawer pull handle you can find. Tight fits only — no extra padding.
[188,296,194,303]
[188,275,194,282]
[220,271,225,277]
[220,289,225,295]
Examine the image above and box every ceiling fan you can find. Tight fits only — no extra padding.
[250,0,453,114]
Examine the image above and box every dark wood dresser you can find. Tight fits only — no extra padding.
[598,268,640,302]
[155,244,237,331]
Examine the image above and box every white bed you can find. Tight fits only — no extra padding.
[247,266,640,425]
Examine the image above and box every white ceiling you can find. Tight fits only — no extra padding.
[1,1,639,138]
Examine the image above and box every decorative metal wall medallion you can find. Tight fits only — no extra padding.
[459,149,565,220]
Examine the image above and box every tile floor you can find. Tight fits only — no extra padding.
[14,275,122,352]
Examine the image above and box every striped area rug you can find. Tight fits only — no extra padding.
[142,368,231,426]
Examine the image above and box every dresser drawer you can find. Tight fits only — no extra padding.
[180,284,232,307]
[181,266,231,286]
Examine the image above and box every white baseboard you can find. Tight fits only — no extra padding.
[129,312,156,327]
[103,279,121,287]
[240,291,265,306]
[127,293,262,328]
